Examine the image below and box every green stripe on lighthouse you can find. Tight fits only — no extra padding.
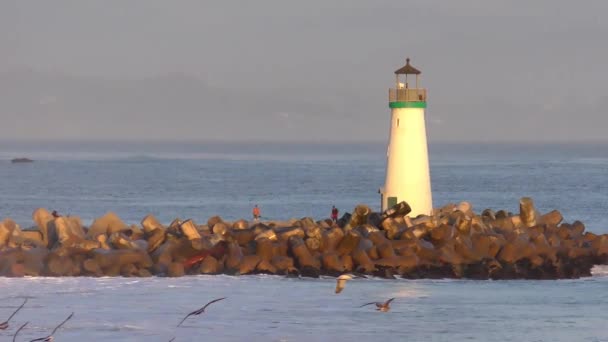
[389,101,427,108]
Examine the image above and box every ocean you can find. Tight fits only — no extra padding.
[0,141,607,341]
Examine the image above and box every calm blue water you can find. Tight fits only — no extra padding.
[0,142,607,233]
[0,141,607,341]
[0,273,607,342]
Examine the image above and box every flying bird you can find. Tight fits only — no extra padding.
[335,274,366,294]
[176,297,226,327]
[0,298,28,330]
[29,312,74,342]
[359,298,395,312]
[13,322,29,342]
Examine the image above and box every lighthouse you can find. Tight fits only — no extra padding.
[379,58,433,216]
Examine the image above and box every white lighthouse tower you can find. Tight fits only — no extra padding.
[380,58,433,216]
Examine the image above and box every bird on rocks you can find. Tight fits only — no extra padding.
[335,274,366,294]
[359,298,395,312]
[13,322,28,342]
[0,298,27,330]
[176,297,226,327]
[29,312,74,342]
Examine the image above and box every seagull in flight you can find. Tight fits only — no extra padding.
[359,298,395,312]
[0,298,27,330]
[29,312,74,342]
[176,297,226,327]
[335,274,366,294]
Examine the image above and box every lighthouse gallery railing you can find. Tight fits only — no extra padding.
[389,88,427,102]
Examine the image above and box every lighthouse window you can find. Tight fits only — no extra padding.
[397,119,400,127]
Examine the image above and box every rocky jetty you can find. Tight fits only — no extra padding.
[1,198,607,279]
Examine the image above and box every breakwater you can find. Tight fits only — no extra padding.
[1,198,607,279]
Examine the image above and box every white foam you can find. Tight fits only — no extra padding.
[591,264,608,277]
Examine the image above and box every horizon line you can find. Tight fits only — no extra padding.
[1,138,608,145]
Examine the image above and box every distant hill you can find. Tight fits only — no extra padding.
[0,70,379,142]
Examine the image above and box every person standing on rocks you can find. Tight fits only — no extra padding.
[331,205,339,223]
[252,204,261,222]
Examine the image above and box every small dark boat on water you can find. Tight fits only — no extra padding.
[10,158,34,163]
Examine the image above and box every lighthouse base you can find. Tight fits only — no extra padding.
[381,106,433,216]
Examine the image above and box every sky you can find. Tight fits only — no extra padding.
[1,1,607,143]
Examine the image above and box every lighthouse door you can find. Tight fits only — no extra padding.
[387,196,398,208]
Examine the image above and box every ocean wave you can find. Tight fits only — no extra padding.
[93,323,146,332]
[591,265,608,277]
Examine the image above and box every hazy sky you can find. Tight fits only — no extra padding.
[1,1,607,142]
